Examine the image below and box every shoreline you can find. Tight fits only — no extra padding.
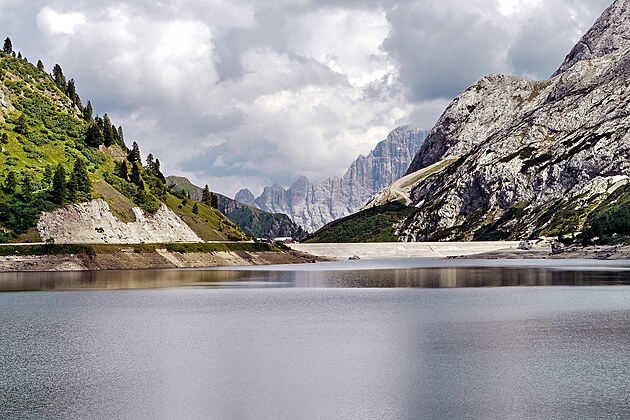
[0,249,330,272]
[450,245,630,260]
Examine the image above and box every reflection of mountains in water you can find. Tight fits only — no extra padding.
[3,265,630,291]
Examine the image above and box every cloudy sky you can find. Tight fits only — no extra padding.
[3,0,612,196]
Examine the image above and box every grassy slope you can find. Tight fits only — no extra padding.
[166,175,306,239]
[0,52,250,242]
[305,202,416,243]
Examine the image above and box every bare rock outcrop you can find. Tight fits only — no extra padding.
[247,126,427,232]
[37,199,202,244]
[384,0,630,242]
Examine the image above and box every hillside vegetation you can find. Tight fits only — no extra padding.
[305,202,415,243]
[0,44,248,242]
[167,176,307,240]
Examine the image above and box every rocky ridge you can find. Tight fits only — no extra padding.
[242,126,427,233]
[391,0,630,242]
[37,199,202,244]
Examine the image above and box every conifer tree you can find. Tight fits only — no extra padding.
[3,171,17,193]
[83,100,93,121]
[211,193,219,209]
[192,202,199,214]
[21,170,34,199]
[37,60,44,72]
[202,185,211,206]
[128,141,141,164]
[154,158,166,183]
[11,51,15,57]
[116,160,129,181]
[66,79,76,103]
[15,114,28,134]
[130,161,142,186]
[117,126,124,144]
[52,164,66,204]
[85,122,103,147]
[95,115,103,130]
[102,114,113,147]
[43,165,54,187]
[70,158,91,196]
[146,153,155,171]
[3,37,12,55]
[17,51,21,59]
[52,64,66,89]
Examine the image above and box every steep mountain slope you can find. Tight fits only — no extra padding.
[240,126,427,232]
[0,47,249,243]
[166,176,307,240]
[364,0,630,243]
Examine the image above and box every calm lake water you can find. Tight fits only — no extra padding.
[2,259,630,419]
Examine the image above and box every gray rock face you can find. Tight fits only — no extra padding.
[38,199,202,244]
[395,1,630,242]
[235,189,256,207]
[553,0,630,76]
[250,127,427,232]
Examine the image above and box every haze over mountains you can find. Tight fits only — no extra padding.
[236,127,427,233]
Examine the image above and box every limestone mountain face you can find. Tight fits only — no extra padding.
[393,0,630,242]
[244,127,427,233]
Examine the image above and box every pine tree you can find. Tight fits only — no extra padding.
[192,202,199,214]
[11,51,15,57]
[15,114,28,134]
[116,160,129,181]
[21,170,34,199]
[70,158,91,196]
[128,141,141,164]
[146,153,155,171]
[37,60,44,72]
[52,64,66,89]
[83,100,93,121]
[202,185,211,206]
[130,161,142,186]
[85,122,103,147]
[3,37,12,55]
[52,164,66,204]
[154,158,166,183]
[43,165,54,187]
[211,193,219,209]
[66,79,76,103]
[3,171,17,193]
[117,126,124,145]
[102,114,113,147]
[17,51,21,60]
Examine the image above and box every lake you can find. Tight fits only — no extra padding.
[2,258,630,419]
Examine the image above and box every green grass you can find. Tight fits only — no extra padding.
[0,242,282,256]
[305,202,415,243]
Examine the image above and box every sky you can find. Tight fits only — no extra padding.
[1,0,613,197]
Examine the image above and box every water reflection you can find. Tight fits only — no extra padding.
[2,260,630,291]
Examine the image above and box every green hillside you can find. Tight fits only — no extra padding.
[0,44,248,242]
[167,176,307,240]
[305,202,415,243]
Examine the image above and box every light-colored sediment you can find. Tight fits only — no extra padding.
[290,242,521,260]
[0,250,326,272]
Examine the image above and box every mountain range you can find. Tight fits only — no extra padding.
[313,0,630,245]
[236,126,427,233]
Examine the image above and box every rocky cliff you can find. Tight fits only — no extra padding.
[390,0,630,242]
[38,199,202,244]
[244,126,427,232]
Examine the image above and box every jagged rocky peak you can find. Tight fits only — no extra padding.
[234,188,255,207]
[247,126,428,232]
[554,0,630,76]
